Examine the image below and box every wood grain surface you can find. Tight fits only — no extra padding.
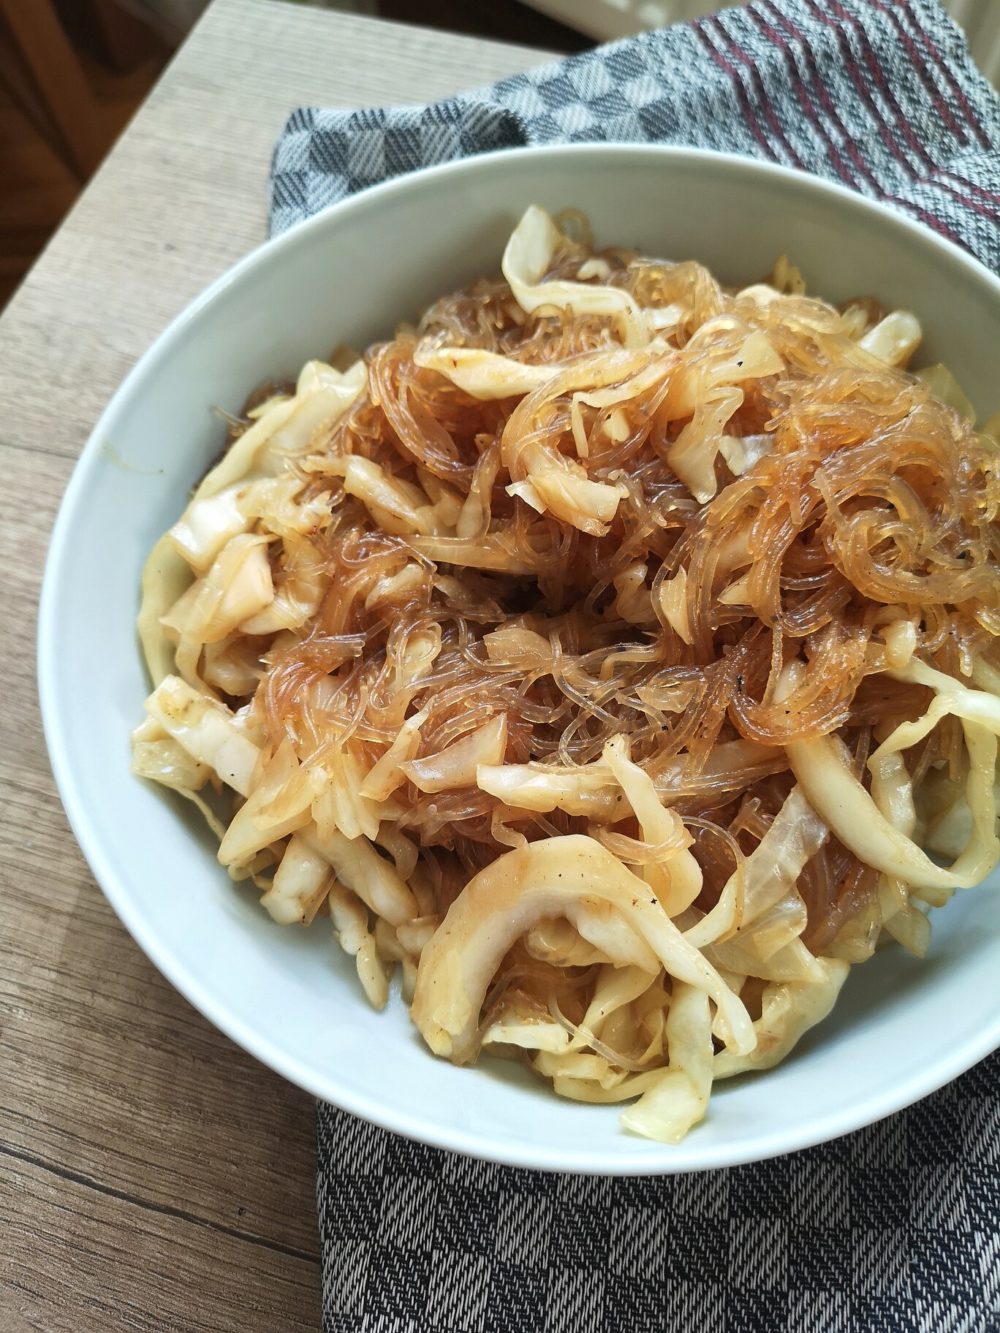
[0,3,548,1327]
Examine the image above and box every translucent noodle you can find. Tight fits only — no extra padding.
[133,206,1000,1144]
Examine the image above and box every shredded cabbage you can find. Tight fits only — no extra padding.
[133,206,1000,1145]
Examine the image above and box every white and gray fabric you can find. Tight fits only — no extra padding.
[270,1,1000,1328]
[270,0,1000,273]
[316,1056,998,1332]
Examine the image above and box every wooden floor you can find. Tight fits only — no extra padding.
[0,0,585,314]
[0,47,167,310]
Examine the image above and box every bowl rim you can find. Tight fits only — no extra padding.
[37,141,1000,1174]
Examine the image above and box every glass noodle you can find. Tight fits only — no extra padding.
[132,206,1000,1143]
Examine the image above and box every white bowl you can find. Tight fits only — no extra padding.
[39,145,1000,1174]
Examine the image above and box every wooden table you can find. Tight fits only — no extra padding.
[0,4,548,1327]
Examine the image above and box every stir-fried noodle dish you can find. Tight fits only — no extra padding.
[133,207,1000,1142]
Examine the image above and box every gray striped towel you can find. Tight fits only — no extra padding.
[270,2,1000,1329]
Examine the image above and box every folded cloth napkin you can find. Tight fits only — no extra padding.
[272,0,1000,272]
[270,2,1000,1328]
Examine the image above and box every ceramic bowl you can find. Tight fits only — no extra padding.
[38,145,1000,1172]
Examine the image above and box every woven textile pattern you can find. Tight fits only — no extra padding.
[270,2,1000,1327]
[316,1053,999,1332]
[270,0,1000,272]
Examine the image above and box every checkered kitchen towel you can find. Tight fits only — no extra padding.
[271,1,1000,1328]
